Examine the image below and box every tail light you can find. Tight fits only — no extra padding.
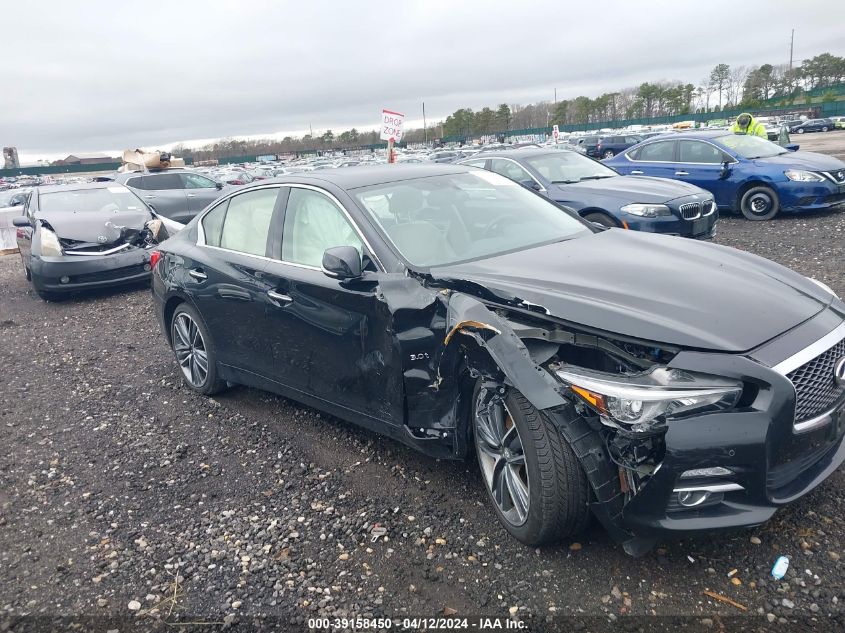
[232,179,244,185]
[149,250,162,269]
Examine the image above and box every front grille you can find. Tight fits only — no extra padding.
[823,170,845,184]
[679,202,701,220]
[786,337,845,423]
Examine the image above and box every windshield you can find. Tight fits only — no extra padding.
[39,186,147,213]
[524,152,617,183]
[353,170,590,267]
[716,134,788,159]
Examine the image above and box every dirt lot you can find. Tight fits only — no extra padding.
[788,128,845,161]
[1,208,844,632]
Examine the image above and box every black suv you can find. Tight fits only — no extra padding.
[595,134,642,159]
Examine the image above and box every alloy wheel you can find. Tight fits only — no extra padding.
[475,395,530,526]
[603,150,614,158]
[173,313,209,387]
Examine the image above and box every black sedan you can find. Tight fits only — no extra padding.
[13,183,182,300]
[789,118,834,134]
[151,165,845,555]
[458,149,717,239]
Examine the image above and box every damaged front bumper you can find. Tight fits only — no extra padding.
[30,247,153,293]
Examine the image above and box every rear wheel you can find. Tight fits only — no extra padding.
[472,384,590,545]
[602,150,615,159]
[583,211,618,228]
[170,304,225,395]
[740,185,780,221]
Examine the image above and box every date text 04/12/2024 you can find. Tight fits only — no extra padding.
[308,617,527,630]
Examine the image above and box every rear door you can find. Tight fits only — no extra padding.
[187,186,284,373]
[259,185,402,426]
[181,172,224,216]
[130,173,190,223]
[617,140,678,179]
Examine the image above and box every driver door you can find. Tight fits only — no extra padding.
[259,185,402,427]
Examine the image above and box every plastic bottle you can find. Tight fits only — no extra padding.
[771,556,790,579]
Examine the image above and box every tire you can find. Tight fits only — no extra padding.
[797,128,805,134]
[822,127,829,132]
[602,150,615,159]
[170,304,225,395]
[583,212,618,228]
[739,185,780,221]
[472,384,590,545]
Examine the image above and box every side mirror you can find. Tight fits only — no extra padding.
[322,245,362,280]
[520,179,542,192]
[719,161,732,179]
[216,182,223,190]
[785,143,800,152]
[12,216,30,227]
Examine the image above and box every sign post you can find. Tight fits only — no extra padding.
[380,108,405,164]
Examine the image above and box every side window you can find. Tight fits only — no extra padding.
[201,199,229,247]
[463,159,488,169]
[182,173,217,189]
[126,176,147,190]
[489,159,532,183]
[148,173,183,190]
[634,141,675,162]
[678,141,724,164]
[625,136,641,144]
[218,188,279,256]
[281,188,363,268]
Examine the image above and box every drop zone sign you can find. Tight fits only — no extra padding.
[380,109,405,142]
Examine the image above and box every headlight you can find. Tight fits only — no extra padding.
[38,226,63,256]
[807,276,840,299]
[556,365,742,431]
[784,170,824,182]
[620,203,671,217]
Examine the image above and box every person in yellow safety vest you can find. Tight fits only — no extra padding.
[730,112,767,138]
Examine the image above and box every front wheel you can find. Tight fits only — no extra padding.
[740,186,780,221]
[797,128,805,134]
[583,212,618,228]
[822,126,829,132]
[170,304,226,395]
[602,150,615,159]
[472,384,590,545]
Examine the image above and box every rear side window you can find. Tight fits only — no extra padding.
[218,188,279,256]
[147,173,183,190]
[201,200,228,247]
[630,141,674,161]
[126,176,147,190]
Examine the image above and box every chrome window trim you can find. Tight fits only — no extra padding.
[623,139,739,165]
[480,157,547,193]
[196,182,384,272]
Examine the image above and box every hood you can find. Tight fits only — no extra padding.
[753,151,845,171]
[431,230,833,352]
[37,208,152,243]
[552,175,706,203]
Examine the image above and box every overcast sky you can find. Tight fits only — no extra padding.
[4,1,844,162]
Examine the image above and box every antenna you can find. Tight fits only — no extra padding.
[789,29,794,70]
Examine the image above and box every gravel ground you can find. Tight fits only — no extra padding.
[1,208,844,632]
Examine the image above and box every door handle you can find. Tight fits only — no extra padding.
[630,170,643,175]
[186,193,197,198]
[144,195,156,199]
[267,289,293,304]
[675,171,689,176]
[188,269,207,281]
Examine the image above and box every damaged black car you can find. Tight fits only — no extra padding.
[13,183,183,300]
[150,165,845,555]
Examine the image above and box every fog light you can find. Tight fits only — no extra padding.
[678,490,711,507]
[60,276,70,284]
[143,263,152,271]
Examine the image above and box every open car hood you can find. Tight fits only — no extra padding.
[431,229,833,352]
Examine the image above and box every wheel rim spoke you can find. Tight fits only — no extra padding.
[474,395,530,527]
[173,314,206,387]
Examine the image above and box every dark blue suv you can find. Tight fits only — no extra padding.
[595,134,643,159]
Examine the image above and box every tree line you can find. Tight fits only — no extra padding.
[176,51,845,160]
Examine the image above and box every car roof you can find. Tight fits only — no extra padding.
[245,164,472,190]
[642,130,731,141]
[457,148,566,161]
